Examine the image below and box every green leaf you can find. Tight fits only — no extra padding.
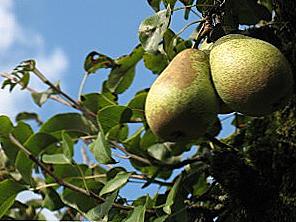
[258,0,273,12]
[42,153,72,164]
[106,124,129,142]
[90,132,115,164]
[100,172,132,196]
[15,133,58,184]
[106,45,144,94]
[125,205,146,222]
[147,0,161,12]
[192,173,208,196]
[0,179,26,218]
[153,215,169,222]
[179,0,194,19]
[123,127,145,154]
[80,93,117,114]
[231,0,271,25]
[143,52,168,74]
[39,113,92,138]
[140,129,159,150]
[163,176,182,214]
[1,122,33,165]
[31,83,59,107]
[86,191,117,221]
[15,112,43,126]
[62,131,74,160]
[43,188,64,211]
[127,91,148,120]
[98,105,132,134]
[84,51,116,73]
[139,7,171,53]
[0,116,13,137]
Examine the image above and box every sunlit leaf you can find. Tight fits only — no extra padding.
[42,153,72,164]
[0,116,13,137]
[139,7,171,53]
[143,52,168,74]
[100,172,132,196]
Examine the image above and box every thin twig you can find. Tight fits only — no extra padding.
[8,134,134,212]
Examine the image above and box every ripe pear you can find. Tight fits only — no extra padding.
[145,49,219,142]
[210,36,293,116]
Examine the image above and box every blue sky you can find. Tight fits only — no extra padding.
[0,0,235,219]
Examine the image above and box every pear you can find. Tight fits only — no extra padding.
[210,35,294,116]
[145,49,219,142]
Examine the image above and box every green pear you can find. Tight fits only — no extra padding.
[145,48,219,142]
[210,35,294,116]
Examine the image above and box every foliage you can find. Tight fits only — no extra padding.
[0,0,295,221]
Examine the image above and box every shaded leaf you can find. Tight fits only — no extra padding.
[106,124,129,142]
[0,179,26,218]
[123,127,145,154]
[153,215,169,222]
[127,91,148,120]
[90,132,115,164]
[180,0,194,19]
[163,176,182,214]
[98,105,132,134]
[139,7,171,53]
[84,51,116,74]
[258,0,273,12]
[15,112,43,126]
[125,206,146,222]
[43,188,64,211]
[100,172,132,196]
[143,52,168,74]
[31,82,60,107]
[86,191,117,221]
[147,0,161,12]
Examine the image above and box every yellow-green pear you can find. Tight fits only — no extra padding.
[145,49,219,142]
[210,36,293,116]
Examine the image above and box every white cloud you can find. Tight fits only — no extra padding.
[0,0,69,118]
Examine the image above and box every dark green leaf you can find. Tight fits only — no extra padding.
[98,105,132,134]
[20,72,30,89]
[100,172,132,196]
[195,0,214,13]
[39,113,93,138]
[125,206,146,222]
[0,116,13,137]
[127,91,148,120]
[106,45,144,94]
[86,191,117,221]
[84,51,116,73]
[192,173,208,196]
[179,0,194,19]
[123,127,144,154]
[0,179,26,218]
[143,52,168,74]
[1,122,33,165]
[140,129,159,150]
[139,7,171,53]
[15,133,58,184]
[147,0,161,12]
[90,132,115,164]
[80,93,117,114]
[163,0,177,9]
[15,112,43,126]
[43,188,64,211]
[231,114,251,129]
[258,0,273,12]
[163,176,182,214]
